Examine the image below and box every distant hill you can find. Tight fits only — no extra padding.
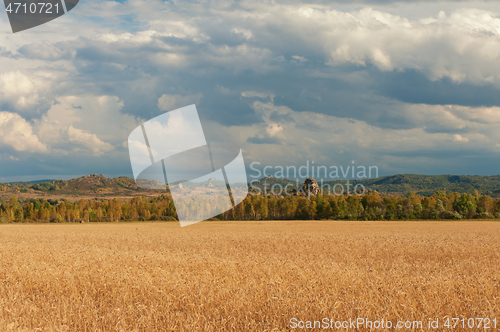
[0,174,165,201]
[2,173,500,202]
[357,174,500,196]
[251,174,500,197]
[29,179,58,184]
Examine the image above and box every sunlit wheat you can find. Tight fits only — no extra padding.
[0,221,499,331]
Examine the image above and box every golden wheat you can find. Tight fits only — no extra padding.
[0,221,499,331]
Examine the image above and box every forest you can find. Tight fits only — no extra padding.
[0,189,499,223]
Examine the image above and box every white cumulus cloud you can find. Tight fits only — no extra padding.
[0,71,39,112]
[0,111,47,152]
[67,125,113,156]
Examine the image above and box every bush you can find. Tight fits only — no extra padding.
[441,210,462,220]
[32,183,59,191]
[479,212,493,219]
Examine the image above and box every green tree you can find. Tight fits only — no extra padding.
[453,194,477,218]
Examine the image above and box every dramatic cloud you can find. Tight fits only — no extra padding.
[1,0,500,178]
[35,95,139,153]
[67,125,113,156]
[0,71,39,112]
[0,111,46,152]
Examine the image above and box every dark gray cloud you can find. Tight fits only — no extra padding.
[0,151,132,179]
[373,69,500,107]
[274,0,494,2]
[247,136,283,145]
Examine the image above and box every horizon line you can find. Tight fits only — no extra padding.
[1,173,500,184]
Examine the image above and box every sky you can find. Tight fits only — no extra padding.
[1,0,500,181]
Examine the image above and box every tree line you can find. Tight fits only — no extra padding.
[0,190,499,223]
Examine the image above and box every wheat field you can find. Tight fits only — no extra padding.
[1,221,499,331]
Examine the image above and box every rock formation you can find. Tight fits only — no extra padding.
[301,178,320,196]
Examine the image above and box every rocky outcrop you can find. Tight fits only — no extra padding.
[301,178,320,196]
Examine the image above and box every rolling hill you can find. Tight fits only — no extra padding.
[250,174,500,197]
[2,173,500,202]
[0,174,165,202]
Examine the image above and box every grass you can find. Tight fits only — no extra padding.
[1,221,499,331]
